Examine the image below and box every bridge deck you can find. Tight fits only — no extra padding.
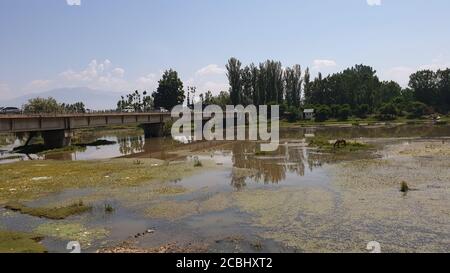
[0,112,172,133]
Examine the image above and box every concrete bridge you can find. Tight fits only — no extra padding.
[0,112,173,148]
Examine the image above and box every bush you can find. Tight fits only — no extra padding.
[337,104,351,121]
[286,106,301,122]
[330,104,340,118]
[378,103,398,120]
[315,105,331,122]
[356,104,370,118]
[407,101,427,118]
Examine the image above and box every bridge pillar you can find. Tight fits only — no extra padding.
[142,123,164,138]
[41,130,72,149]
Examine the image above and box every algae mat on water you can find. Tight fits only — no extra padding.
[0,230,46,253]
[0,158,215,203]
[34,222,109,248]
[4,201,91,220]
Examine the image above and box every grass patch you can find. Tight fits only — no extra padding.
[34,222,108,247]
[104,203,114,213]
[0,230,46,253]
[4,200,91,220]
[0,158,211,203]
[308,137,371,153]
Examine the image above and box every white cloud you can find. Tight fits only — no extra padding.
[66,0,81,6]
[367,0,382,6]
[196,64,226,76]
[382,57,450,87]
[136,73,159,91]
[58,59,128,91]
[312,59,337,70]
[382,66,414,87]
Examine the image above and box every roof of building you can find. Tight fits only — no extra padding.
[304,109,315,113]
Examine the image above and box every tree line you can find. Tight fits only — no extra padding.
[225,57,450,121]
[23,97,86,114]
[22,58,449,121]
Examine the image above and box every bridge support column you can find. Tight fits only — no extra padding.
[142,123,164,138]
[41,130,72,149]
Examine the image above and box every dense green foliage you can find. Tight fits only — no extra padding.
[224,57,450,121]
[152,69,185,110]
[23,97,86,114]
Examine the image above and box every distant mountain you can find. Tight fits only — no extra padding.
[0,87,122,110]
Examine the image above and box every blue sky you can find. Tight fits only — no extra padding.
[1,0,450,100]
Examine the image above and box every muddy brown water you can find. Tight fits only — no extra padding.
[0,124,449,253]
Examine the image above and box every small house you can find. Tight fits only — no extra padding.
[303,109,315,120]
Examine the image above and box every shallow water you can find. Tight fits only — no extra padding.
[1,124,449,253]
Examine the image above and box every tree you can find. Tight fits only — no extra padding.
[378,103,398,120]
[23,97,63,114]
[337,104,351,120]
[436,69,450,112]
[409,70,437,107]
[303,68,312,105]
[284,64,302,108]
[407,101,427,118]
[315,105,331,122]
[356,104,370,118]
[117,90,153,112]
[286,106,301,122]
[152,69,185,111]
[226,58,243,105]
[62,102,86,113]
[376,81,402,107]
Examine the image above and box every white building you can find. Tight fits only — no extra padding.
[303,109,315,120]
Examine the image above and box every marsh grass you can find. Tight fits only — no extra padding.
[0,159,207,203]
[0,230,46,253]
[4,201,92,220]
[104,203,114,213]
[400,181,410,193]
[308,137,371,153]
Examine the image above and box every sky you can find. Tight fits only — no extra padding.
[1,0,450,101]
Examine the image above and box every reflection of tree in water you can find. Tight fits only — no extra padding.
[230,142,310,189]
[118,135,145,155]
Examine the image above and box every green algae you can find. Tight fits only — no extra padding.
[0,158,215,203]
[4,201,91,220]
[34,222,108,248]
[308,137,372,153]
[145,192,233,221]
[0,230,46,253]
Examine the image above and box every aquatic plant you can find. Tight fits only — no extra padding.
[193,156,203,167]
[400,181,409,193]
[4,201,92,220]
[0,230,46,253]
[104,203,115,213]
[34,222,108,247]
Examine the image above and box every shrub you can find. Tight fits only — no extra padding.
[356,104,370,118]
[315,105,331,122]
[337,104,351,121]
[378,103,398,120]
[407,101,427,118]
[286,106,301,122]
